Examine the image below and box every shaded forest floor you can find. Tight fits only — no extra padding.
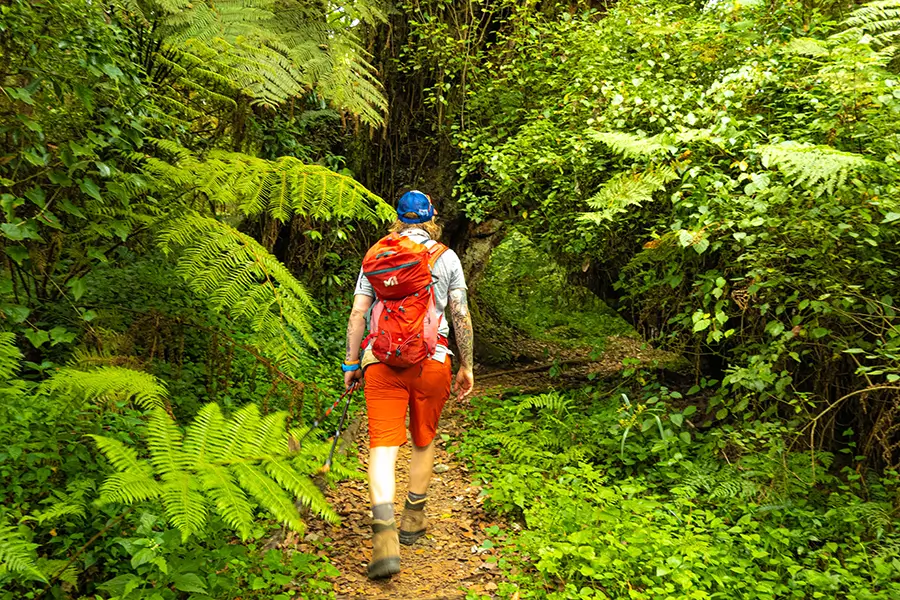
[288,334,678,599]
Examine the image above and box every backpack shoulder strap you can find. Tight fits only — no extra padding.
[425,242,449,268]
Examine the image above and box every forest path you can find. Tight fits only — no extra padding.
[295,336,675,598]
[297,396,502,599]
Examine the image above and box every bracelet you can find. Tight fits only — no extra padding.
[341,362,360,372]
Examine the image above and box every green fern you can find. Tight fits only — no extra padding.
[0,521,45,583]
[674,461,760,501]
[0,332,22,382]
[841,0,900,50]
[158,213,317,364]
[24,480,95,526]
[588,130,670,159]
[93,403,338,541]
[516,391,572,416]
[580,165,678,223]
[148,148,394,224]
[784,37,830,57]
[117,0,388,120]
[759,142,881,196]
[43,366,167,411]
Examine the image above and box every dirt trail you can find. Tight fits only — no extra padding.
[290,338,674,598]
[295,397,503,600]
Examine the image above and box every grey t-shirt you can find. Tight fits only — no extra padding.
[354,228,467,362]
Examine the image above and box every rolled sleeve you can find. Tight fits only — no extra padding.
[354,268,375,298]
[442,250,467,291]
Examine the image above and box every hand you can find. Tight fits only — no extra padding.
[344,369,362,390]
[453,367,474,401]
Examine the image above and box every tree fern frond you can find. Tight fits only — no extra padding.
[44,366,167,410]
[147,408,187,479]
[759,142,882,195]
[92,436,155,474]
[96,471,163,505]
[166,151,393,224]
[840,0,900,49]
[94,403,333,540]
[588,130,669,159]
[158,213,316,357]
[117,0,387,121]
[0,521,46,583]
[0,333,22,381]
[580,165,678,223]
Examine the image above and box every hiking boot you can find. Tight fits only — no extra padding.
[399,499,428,545]
[367,520,400,580]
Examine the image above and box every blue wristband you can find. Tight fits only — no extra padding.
[341,362,360,372]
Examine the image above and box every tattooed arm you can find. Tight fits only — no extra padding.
[448,288,474,400]
[344,294,373,388]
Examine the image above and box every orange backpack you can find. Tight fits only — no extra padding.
[361,233,449,367]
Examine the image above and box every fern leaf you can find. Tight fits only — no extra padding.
[199,465,256,540]
[759,142,881,195]
[0,333,22,382]
[0,521,46,583]
[161,472,209,541]
[264,459,338,524]
[95,402,335,540]
[27,480,95,525]
[44,366,167,410]
[581,165,678,223]
[588,130,669,159]
[158,214,316,362]
[840,0,900,49]
[167,150,393,224]
[784,37,830,57]
[147,408,187,479]
[96,471,163,505]
[232,463,305,533]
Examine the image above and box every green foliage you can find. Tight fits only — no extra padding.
[158,214,318,362]
[758,141,883,196]
[43,366,168,411]
[581,165,678,223]
[0,521,45,583]
[479,232,635,356]
[841,0,900,52]
[458,389,900,599]
[116,0,388,119]
[94,401,338,541]
[451,0,900,464]
[148,148,394,224]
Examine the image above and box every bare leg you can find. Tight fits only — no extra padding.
[408,441,435,496]
[368,445,400,505]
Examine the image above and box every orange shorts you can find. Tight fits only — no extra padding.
[364,359,452,448]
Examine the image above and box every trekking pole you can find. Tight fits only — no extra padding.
[297,382,359,449]
[319,381,359,474]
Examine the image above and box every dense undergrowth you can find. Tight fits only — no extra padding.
[3,0,900,597]
[458,384,900,599]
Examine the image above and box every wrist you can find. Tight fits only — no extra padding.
[341,361,360,372]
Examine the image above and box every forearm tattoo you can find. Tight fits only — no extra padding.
[449,289,474,370]
[345,318,357,363]
[345,308,367,363]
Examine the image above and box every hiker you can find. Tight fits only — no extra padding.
[342,190,475,580]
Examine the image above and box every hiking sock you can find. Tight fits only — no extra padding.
[405,491,427,511]
[372,502,395,525]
